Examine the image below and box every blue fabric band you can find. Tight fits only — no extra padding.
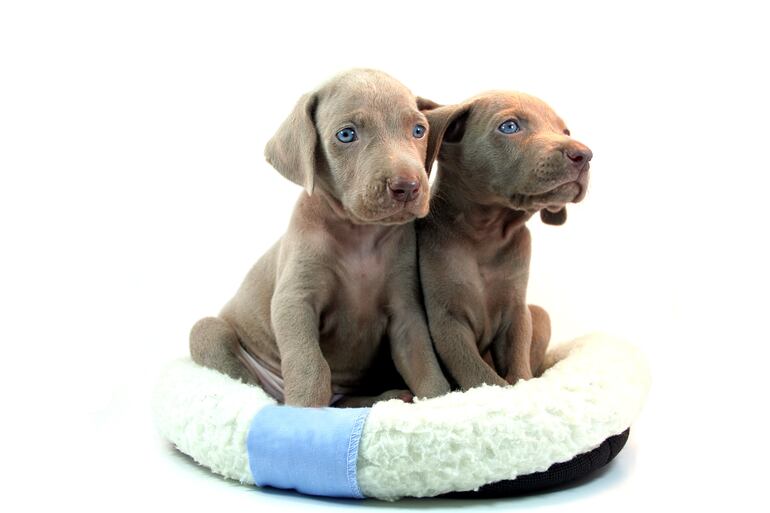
[246,405,370,499]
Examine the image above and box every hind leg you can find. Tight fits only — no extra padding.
[190,316,255,384]
[528,305,551,377]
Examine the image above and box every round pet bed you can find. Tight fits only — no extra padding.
[153,333,650,501]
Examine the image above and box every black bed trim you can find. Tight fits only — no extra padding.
[443,428,631,498]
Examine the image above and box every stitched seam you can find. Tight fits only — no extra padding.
[246,406,271,485]
[346,409,370,498]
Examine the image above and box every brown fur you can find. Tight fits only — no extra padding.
[417,91,592,389]
[190,69,449,407]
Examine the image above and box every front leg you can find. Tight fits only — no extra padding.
[388,308,450,399]
[491,305,533,384]
[271,291,331,407]
[428,308,508,390]
[419,242,507,390]
[528,304,551,377]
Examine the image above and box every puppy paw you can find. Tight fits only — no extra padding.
[377,389,413,403]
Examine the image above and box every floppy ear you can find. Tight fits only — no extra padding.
[417,97,472,176]
[540,207,568,225]
[264,92,319,195]
[416,96,442,111]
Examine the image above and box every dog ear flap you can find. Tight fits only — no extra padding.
[418,98,472,176]
[416,96,442,111]
[540,207,568,225]
[264,92,319,195]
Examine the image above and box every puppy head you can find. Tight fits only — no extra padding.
[265,69,431,225]
[421,92,592,225]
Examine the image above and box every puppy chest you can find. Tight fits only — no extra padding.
[338,250,392,308]
[320,255,391,329]
[473,266,528,338]
[317,295,390,378]
[479,262,527,302]
[318,242,407,368]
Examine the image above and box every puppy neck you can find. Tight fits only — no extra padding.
[298,189,403,250]
[431,163,532,241]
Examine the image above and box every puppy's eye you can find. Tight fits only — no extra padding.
[563,128,571,136]
[336,127,358,143]
[413,124,426,138]
[498,119,520,134]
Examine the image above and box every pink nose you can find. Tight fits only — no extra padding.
[564,146,593,168]
[388,176,421,202]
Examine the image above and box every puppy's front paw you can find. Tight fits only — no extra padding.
[415,377,451,399]
[505,370,534,385]
[377,389,414,403]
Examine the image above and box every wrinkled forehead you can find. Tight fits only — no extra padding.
[315,73,421,129]
[474,92,566,130]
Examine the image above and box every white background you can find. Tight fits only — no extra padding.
[1,1,768,511]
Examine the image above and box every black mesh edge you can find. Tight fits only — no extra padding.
[442,428,630,498]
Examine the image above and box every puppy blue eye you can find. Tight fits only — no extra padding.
[498,119,520,134]
[336,128,357,143]
[413,124,426,138]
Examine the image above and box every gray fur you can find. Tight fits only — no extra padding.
[190,70,450,407]
[418,91,592,389]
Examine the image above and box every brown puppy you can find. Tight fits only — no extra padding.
[417,92,592,390]
[190,69,450,407]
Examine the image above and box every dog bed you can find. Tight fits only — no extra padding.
[153,333,650,501]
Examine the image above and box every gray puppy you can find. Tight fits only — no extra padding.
[190,69,450,407]
[417,92,592,390]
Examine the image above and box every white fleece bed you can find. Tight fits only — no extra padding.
[153,333,650,501]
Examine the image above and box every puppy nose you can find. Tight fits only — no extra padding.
[388,176,421,202]
[564,146,593,167]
